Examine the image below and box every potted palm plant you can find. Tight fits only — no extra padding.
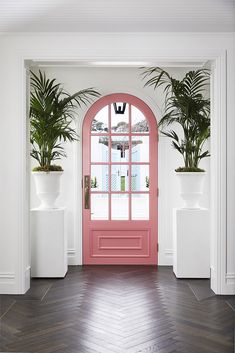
[30,70,100,209]
[141,67,210,208]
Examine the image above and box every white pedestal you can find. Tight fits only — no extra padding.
[31,208,68,278]
[173,208,210,278]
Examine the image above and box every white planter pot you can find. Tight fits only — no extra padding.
[176,172,206,209]
[32,171,63,209]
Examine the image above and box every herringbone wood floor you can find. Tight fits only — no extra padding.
[0,266,234,353]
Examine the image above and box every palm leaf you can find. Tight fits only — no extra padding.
[141,66,211,168]
[30,70,100,167]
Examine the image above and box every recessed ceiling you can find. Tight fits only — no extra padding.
[28,60,207,68]
[0,0,235,33]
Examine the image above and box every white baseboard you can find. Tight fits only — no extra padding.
[158,248,173,266]
[225,273,235,294]
[0,272,17,294]
[165,248,173,256]
[226,273,235,283]
[68,248,78,265]
[211,268,235,295]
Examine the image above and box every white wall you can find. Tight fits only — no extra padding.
[30,66,210,266]
[0,33,234,294]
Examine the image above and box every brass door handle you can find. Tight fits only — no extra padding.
[84,175,90,209]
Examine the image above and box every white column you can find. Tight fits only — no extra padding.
[31,208,67,278]
[173,208,210,278]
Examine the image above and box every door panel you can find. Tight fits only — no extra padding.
[83,93,158,265]
[91,230,150,258]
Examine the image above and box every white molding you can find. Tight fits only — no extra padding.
[223,273,235,294]
[0,272,16,294]
[158,135,170,266]
[1,32,235,38]
[74,116,83,266]
[17,59,31,294]
[226,273,235,283]
[165,249,173,256]
[158,249,173,267]
[23,266,31,292]
[210,50,230,294]
[0,272,15,279]
[67,248,78,265]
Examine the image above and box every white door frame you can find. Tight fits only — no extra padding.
[18,48,228,294]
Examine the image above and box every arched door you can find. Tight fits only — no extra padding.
[82,93,158,264]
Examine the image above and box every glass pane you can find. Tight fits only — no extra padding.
[91,136,109,162]
[91,165,109,191]
[111,165,129,192]
[91,106,109,133]
[111,102,129,133]
[131,136,149,162]
[131,106,149,133]
[91,194,109,220]
[111,136,129,162]
[131,165,149,191]
[111,194,129,220]
[131,194,149,220]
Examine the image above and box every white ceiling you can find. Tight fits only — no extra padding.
[0,0,234,33]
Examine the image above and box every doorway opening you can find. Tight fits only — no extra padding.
[22,53,227,295]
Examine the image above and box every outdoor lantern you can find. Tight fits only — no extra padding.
[117,144,125,158]
[113,102,126,114]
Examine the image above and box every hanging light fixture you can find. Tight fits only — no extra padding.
[113,102,126,114]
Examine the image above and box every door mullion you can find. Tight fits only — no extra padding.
[108,104,111,221]
[129,103,132,221]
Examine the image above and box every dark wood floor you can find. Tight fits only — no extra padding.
[0,266,234,353]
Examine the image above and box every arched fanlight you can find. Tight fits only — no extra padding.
[113,102,126,114]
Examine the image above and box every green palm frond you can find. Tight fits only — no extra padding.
[141,67,210,169]
[30,70,100,168]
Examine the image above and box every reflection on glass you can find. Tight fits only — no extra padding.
[131,106,149,133]
[91,136,109,162]
[91,165,109,191]
[91,194,109,220]
[91,106,109,133]
[131,165,149,191]
[131,194,149,220]
[111,165,129,192]
[111,136,129,162]
[131,136,149,162]
[111,194,129,220]
[111,103,129,133]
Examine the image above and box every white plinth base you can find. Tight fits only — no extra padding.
[173,208,210,278]
[31,208,68,278]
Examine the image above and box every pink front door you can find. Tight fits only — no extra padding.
[82,93,158,265]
